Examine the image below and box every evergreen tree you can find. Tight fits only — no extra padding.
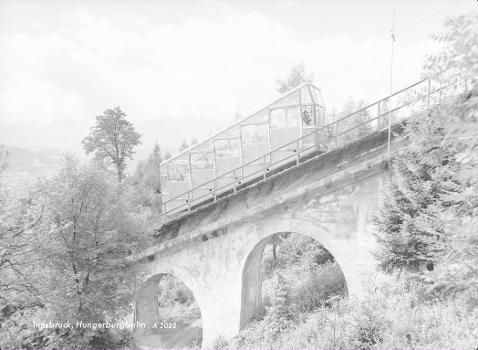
[276,63,314,94]
[130,143,163,214]
[163,151,172,161]
[179,139,189,152]
[264,273,293,339]
[375,14,478,280]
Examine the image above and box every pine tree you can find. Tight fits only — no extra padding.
[375,14,478,278]
[179,139,189,152]
[264,273,293,340]
[275,63,314,94]
[374,112,460,274]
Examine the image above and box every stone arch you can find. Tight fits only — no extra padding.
[239,217,365,329]
[134,272,203,349]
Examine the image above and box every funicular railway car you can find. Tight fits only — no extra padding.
[160,82,327,216]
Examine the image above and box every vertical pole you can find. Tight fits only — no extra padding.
[427,79,431,107]
[335,120,339,147]
[298,88,303,149]
[233,169,237,193]
[387,9,396,162]
[187,153,193,212]
[162,203,167,221]
[263,155,267,180]
[188,153,193,190]
[212,143,218,197]
[267,107,272,164]
[239,125,244,177]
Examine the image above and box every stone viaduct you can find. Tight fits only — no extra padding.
[129,127,402,348]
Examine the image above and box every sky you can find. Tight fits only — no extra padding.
[0,0,476,162]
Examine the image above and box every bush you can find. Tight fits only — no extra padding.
[229,274,478,350]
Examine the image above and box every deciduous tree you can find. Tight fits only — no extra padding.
[82,107,141,182]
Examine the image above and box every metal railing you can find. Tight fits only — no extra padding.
[161,76,467,221]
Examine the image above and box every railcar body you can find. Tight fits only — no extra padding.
[160,82,327,215]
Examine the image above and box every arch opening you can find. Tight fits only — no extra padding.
[240,232,348,329]
[134,273,202,350]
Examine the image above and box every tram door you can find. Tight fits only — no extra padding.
[190,151,214,203]
[163,160,190,212]
[214,138,241,190]
[301,104,322,147]
[270,106,300,165]
[240,123,269,177]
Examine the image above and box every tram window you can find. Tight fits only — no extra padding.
[270,109,286,128]
[300,86,313,104]
[168,164,188,182]
[287,108,300,126]
[215,139,240,158]
[302,106,315,126]
[190,153,213,171]
[271,108,300,128]
[242,125,268,144]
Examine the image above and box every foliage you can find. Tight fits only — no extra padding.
[0,156,149,350]
[179,139,189,152]
[227,275,478,350]
[374,13,478,300]
[0,188,50,349]
[276,63,314,94]
[128,142,163,217]
[423,13,478,85]
[212,335,228,350]
[334,97,373,142]
[163,151,172,160]
[156,274,200,323]
[235,233,347,348]
[82,107,141,182]
[262,232,334,278]
[265,273,294,337]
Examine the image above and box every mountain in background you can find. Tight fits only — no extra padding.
[0,144,65,188]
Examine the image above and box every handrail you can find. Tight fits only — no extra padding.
[161,76,465,219]
[163,79,426,203]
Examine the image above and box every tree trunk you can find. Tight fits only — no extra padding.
[117,162,123,182]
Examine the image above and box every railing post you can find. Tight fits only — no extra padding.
[162,203,167,222]
[213,176,217,199]
[262,154,267,180]
[296,141,300,165]
[187,192,191,212]
[335,120,339,147]
[377,102,381,132]
[233,169,237,193]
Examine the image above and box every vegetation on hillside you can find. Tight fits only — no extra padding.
[0,156,152,349]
